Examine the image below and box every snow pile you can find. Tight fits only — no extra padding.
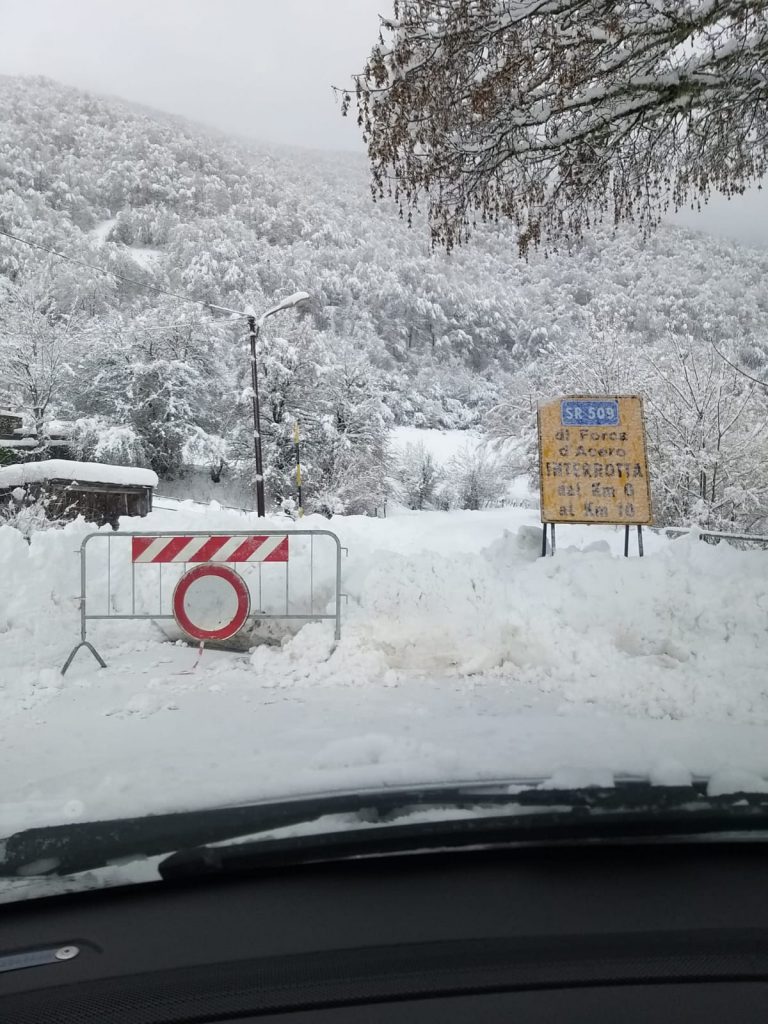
[3,506,766,725]
[0,519,87,714]
[1,504,768,835]
[0,518,159,713]
[0,520,86,637]
[243,519,768,724]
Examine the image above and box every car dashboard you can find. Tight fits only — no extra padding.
[1,841,768,1022]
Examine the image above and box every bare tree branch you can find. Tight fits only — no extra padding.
[345,0,768,252]
[712,340,768,388]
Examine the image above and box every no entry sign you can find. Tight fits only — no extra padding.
[171,563,251,642]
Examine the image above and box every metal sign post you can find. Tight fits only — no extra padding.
[537,395,653,556]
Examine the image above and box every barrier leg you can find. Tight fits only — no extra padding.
[335,535,342,643]
[61,641,107,675]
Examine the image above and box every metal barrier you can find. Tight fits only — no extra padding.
[663,527,768,549]
[61,529,343,674]
[153,494,257,516]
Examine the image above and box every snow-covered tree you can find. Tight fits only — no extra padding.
[69,417,147,467]
[0,277,83,444]
[72,313,232,477]
[308,340,392,515]
[488,324,768,529]
[643,335,768,528]
[1,73,768,532]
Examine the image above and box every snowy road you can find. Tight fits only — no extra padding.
[2,506,768,834]
[5,639,768,835]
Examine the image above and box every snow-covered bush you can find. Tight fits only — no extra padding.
[70,416,147,467]
[0,487,74,537]
[448,444,507,511]
[396,442,443,509]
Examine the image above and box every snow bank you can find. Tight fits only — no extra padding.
[4,499,758,725]
[2,505,768,835]
[0,459,158,488]
[244,516,768,724]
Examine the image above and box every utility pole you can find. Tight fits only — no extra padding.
[247,315,266,518]
[293,420,303,516]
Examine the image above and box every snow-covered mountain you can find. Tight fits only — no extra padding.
[1,75,767,520]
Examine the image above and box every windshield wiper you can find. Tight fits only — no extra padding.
[2,780,768,882]
[1,779,554,878]
[160,783,768,880]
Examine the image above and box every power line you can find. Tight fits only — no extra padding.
[0,320,220,342]
[0,226,249,319]
[712,341,768,389]
[125,321,221,333]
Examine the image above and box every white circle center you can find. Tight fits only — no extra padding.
[182,574,239,630]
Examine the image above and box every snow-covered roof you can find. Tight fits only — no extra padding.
[0,460,158,489]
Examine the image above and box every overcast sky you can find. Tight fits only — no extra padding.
[0,0,389,150]
[0,0,765,247]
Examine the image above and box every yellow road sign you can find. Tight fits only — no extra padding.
[537,395,652,525]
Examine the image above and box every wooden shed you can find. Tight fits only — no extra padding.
[0,459,158,529]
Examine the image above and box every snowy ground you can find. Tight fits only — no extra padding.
[89,217,117,246]
[2,504,768,840]
[390,425,483,463]
[89,218,163,269]
[389,425,532,507]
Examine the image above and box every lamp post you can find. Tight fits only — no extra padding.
[209,292,309,516]
[243,292,310,517]
[246,314,265,515]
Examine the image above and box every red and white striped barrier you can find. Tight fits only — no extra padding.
[131,534,289,564]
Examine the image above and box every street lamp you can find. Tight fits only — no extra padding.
[208,292,310,516]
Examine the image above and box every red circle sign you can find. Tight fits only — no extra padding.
[172,564,250,642]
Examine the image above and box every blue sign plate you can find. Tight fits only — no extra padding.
[561,399,619,427]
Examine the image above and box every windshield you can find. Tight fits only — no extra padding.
[1,0,768,902]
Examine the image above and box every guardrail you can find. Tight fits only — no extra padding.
[662,527,768,549]
[153,494,257,515]
[62,529,343,674]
